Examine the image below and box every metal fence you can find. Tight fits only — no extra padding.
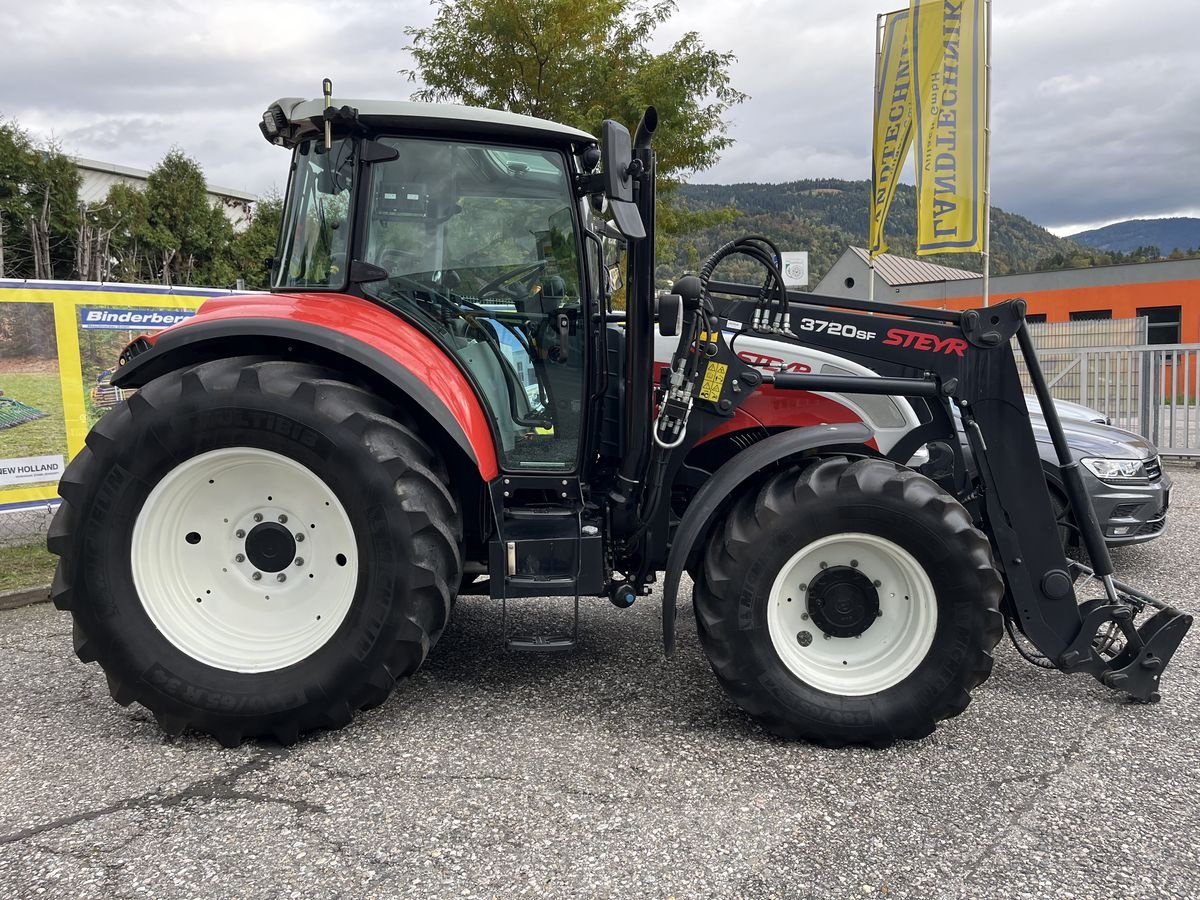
[0,501,58,548]
[1017,319,1200,457]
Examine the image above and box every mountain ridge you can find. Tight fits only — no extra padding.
[1067,218,1200,255]
[672,178,1081,288]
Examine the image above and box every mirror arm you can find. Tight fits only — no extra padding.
[575,173,607,197]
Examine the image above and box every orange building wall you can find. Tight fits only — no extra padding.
[910,278,1200,343]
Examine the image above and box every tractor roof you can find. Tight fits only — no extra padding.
[267,97,597,148]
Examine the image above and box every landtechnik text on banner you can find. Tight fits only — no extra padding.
[908,0,987,255]
[870,8,914,258]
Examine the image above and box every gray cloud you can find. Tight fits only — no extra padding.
[4,0,1197,230]
[671,0,1200,229]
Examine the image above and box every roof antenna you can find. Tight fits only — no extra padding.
[322,78,333,151]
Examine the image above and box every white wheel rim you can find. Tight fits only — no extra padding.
[131,447,359,673]
[766,533,937,696]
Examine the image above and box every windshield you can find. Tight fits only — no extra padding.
[359,138,586,471]
[274,138,355,288]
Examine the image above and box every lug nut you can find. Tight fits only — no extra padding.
[873,580,882,587]
[253,513,263,523]
[819,561,828,569]
[235,529,245,539]
[276,573,287,583]
[251,572,262,581]
[295,533,305,542]
[278,514,288,524]
[235,553,245,563]
[823,633,832,640]
[850,559,859,567]
[295,558,304,567]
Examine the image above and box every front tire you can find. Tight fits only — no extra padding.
[49,358,462,746]
[695,457,1003,746]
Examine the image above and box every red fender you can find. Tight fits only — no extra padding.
[120,292,500,480]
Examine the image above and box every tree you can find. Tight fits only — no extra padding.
[29,142,82,279]
[229,193,283,290]
[0,119,80,279]
[0,119,37,277]
[404,0,747,250]
[0,121,272,287]
[90,182,152,282]
[144,148,235,286]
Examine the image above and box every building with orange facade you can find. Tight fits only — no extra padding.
[816,248,1200,345]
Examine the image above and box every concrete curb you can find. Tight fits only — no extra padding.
[0,585,50,611]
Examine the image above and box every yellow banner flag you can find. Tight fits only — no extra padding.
[908,0,987,255]
[870,9,914,258]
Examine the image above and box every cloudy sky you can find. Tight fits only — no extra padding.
[4,0,1198,234]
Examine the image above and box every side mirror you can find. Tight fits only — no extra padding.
[601,121,634,202]
[600,120,645,240]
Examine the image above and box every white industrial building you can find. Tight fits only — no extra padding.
[75,158,258,231]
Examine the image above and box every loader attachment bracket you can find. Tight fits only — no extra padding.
[960,297,1025,348]
[1056,600,1191,701]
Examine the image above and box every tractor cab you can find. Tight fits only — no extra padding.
[264,99,608,472]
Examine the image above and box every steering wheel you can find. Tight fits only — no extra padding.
[476,261,549,302]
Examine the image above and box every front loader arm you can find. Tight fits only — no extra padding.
[703,281,1192,700]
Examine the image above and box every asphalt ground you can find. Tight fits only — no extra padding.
[2,472,1199,899]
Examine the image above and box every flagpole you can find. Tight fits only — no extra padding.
[981,0,993,306]
[870,12,883,304]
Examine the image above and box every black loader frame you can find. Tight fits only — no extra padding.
[645,276,1191,703]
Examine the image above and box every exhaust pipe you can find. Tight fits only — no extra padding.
[634,106,658,150]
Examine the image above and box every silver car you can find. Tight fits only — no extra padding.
[1030,408,1171,547]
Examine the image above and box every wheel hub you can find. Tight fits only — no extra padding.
[230,507,310,585]
[244,521,296,573]
[807,566,880,638]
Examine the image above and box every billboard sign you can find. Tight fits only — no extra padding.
[0,280,240,512]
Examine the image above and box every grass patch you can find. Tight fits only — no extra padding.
[0,542,56,593]
[1,372,67,460]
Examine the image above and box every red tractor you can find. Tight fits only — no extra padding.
[49,88,1191,747]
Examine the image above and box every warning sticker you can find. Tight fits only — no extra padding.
[699,362,728,403]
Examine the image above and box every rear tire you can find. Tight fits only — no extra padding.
[695,457,1003,747]
[49,358,462,746]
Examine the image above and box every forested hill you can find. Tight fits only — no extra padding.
[671,179,1080,288]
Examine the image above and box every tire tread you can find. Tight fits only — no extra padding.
[695,456,1004,747]
[50,357,463,745]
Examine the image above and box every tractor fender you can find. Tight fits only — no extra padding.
[661,421,874,654]
[111,293,499,479]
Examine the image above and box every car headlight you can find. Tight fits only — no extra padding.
[1081,457,1147,482]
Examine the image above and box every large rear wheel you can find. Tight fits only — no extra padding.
[695,457,1003,746]
[50,358,462,745]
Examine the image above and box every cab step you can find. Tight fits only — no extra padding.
[505,632,577,653]
[502,594,580,654]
